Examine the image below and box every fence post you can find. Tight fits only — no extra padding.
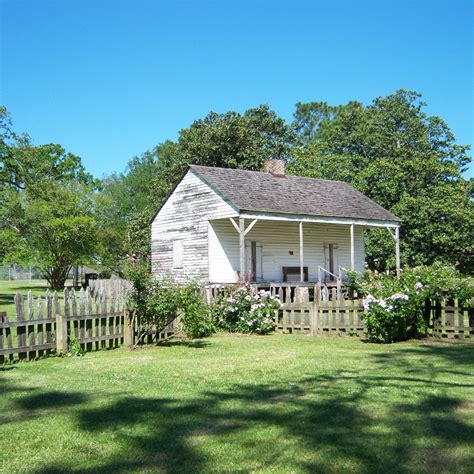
[124,310,134,348]
[0,311,6,365]
[56,312,68,354]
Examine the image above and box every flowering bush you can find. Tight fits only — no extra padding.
[213,285,281,334]
[362,287,425,343]
[347,263,473,343]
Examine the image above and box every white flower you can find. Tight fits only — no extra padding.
[244,295,252,301]
[363,294,376,310]
[390,293,409,301]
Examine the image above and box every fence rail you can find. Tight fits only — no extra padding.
[206,283,473,341]
[429,298,474,340]
[275,287,364,336]
[0,288,129,363]
[1,284,472,364]
[0,286,177,364]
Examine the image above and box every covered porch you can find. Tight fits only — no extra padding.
[207,212,400,285]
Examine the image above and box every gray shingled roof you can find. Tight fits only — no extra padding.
[190,165,401,222]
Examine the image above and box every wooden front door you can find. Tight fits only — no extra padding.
[245,241,263,281]
[324,243,338,281]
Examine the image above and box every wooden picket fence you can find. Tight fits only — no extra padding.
[204,281,343,304]
[0,290,58,363]
[206,283,472,341]
[0,287,141,364]
[88,278,131,298]
[428,298,474,340]
[276,291,473,340]
[276,287,364,336]
[1,285,472,364]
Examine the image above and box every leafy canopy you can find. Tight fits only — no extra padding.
[103,104,296,260]
[0,107,98,289]
[290,90,473,272]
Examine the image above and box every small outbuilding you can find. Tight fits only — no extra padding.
[151,160,401,285]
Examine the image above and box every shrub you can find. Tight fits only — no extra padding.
[362,288,425,343]
[213,285,281,334]
[125,261,180,338]
[348,263,473,343]
[67,334,85,357]
[125,260,213,341]
[179,282,214,339]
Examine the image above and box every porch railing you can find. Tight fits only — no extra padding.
[204,280,345,304]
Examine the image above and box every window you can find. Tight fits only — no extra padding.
[173,241,183,268]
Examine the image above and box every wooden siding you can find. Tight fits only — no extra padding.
[208,218,365,283]
[151,170,238,282]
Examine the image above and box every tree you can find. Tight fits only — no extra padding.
[122,105,295,258]
[8,183,97,289]
[290,90,473,273]
[0,106,98,288]
[95,141,179,271]
[178,104,295,170]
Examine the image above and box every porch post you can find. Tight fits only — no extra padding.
[395,226,400,278]
[239,217,245,280]
[299,221,304,282]
[350,223,355,271]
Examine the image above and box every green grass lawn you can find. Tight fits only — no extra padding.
[0,280,70,321]
[1,334,473,473]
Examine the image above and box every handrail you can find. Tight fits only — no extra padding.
[318,265,342,282]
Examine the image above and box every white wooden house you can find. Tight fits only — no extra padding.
[151,160,401,285]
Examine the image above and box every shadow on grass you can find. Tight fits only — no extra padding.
[0,294,14,305]
[1,342,471,473]
[20,364,472,473]
[156,340,211,349]
[370,343,474,379]
[0,365,16,372]
[1,381,89,425]
[17,391,88,411]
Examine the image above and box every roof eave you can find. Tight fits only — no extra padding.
[238,209,401,227]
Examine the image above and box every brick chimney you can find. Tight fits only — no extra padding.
[264,159,286,177]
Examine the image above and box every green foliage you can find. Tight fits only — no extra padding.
[179,282,214,338]
[362,291,425,344]
[122,105,295,256]
[348,264,474,343]
[67,334,85,357]
[125,260,179,337]
[95,149,169,269]
[125,260,212,340]
[0,107,98,289]
[178,105,295,170]
[290,90,473,273]
[213,285,281,334]
[2,181,97,290]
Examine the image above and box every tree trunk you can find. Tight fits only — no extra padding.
[45,265,72,290]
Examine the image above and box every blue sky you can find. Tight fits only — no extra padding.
[1,0,473,178]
